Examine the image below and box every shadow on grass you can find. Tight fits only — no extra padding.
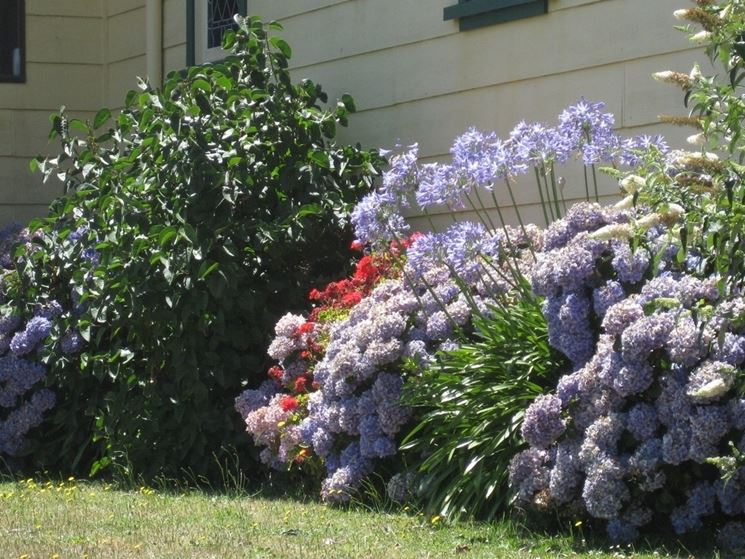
[507,509,722,559]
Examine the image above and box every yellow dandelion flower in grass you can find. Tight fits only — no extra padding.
[429,515,442,525]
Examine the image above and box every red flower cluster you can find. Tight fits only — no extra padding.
[280,395,299,412]
[263,239,413,398]
[308,254,393,312]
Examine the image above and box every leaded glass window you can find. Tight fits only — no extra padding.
[207,0,240,49]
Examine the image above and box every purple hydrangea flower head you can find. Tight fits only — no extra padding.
[60,330,85,355]
[581,456,628,519]
[626,403,658,441]
[0,314,21,336]
[593,281,625,319]
[9,316,52,356]
[521,394,566,449]
[509,448,550,503]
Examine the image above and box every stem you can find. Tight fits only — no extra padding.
[464,191,493,233]
[540,164,556,222]
[591,163,600,202]
[548,162,562,219]
[583,165,591,202]
[534,166,551,226]
[488,189,509,234]
[550,166,568,216]
[477,255,517,293]
[391,232,463,338]
[471,187,498,232]
[423,208,438,233]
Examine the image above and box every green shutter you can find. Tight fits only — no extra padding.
[186,0,195,67]
[444,0,548,31]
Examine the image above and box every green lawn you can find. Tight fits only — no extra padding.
[0,479,722,558]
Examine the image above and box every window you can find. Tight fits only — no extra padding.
[187,0,247,66]
[0,0,25,83]
[444,0,548,31]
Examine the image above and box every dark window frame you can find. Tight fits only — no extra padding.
[186,0,247,67]
[0,0,26,83]
[444,0,548,31]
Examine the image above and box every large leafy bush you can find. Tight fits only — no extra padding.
[15,16,378,480]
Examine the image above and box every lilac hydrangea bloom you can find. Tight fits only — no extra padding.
[10,316,53,356]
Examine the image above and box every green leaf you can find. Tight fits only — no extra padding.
[198,261,220,280]
[341,93,356,113]
[93,108,112,129]
[191,79,212,94]
[269,36,292,58]
[158,227,178,247]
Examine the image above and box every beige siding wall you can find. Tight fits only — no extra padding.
[104,0,186,107]
[252,0,705,228]
[0,0,104,224]
[0,0,188,225]
[0,0,711,227]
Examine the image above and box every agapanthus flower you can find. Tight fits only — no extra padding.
[351,190,409,247]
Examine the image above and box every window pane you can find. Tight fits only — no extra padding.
[0,0,24,80]
[207,0,239,49]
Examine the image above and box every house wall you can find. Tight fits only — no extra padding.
[104,0,186,108]
[0,0,710,228]
[251,0,707,229]
[0,0,104,224]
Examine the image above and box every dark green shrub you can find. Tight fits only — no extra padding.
[401,294,567,521]
[19,16,379,480]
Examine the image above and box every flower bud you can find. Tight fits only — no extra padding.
[690,378,730,399]
[689,31,712,44]
[619,174,646,194]
[687,133,705,146]
[689,63,702,80]
[614,195,635,210]
[590,223,634,240]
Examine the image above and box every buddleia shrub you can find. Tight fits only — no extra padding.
[400,293,568,521]
[17,16,379,481]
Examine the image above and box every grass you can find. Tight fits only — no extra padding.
[0,478,724,559]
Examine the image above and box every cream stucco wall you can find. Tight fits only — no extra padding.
[0,0,709,227]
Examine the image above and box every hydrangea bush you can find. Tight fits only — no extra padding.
[510,1,745,546]
[236,234,517,501]
[0,226,86,466]
[237,94,667,506]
